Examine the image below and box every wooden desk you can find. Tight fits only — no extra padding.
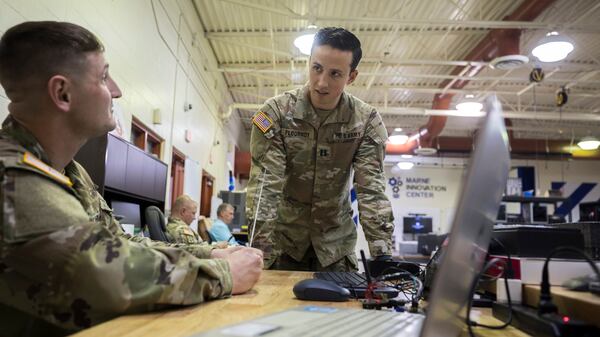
[73,271,530,337]
[523,285,600,328]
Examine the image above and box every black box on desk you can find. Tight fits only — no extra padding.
[490,226,583,258]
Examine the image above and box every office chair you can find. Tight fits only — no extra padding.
[197,216,213,243]
[144,206,170,242]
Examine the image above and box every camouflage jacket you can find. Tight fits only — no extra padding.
[0,116,232,333]
[246,86,394,268]
[166,217,202,244]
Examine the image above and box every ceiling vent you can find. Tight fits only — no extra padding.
[489,54,529,70]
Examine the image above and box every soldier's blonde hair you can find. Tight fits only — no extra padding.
[172,195,197,213]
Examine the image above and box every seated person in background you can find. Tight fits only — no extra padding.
[210,203,239,245]
[166,195,203,244]
[0,21,262,335]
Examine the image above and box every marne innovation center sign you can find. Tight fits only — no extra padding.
[388,176,448,199]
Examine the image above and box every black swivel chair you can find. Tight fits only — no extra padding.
[145,206,170,242]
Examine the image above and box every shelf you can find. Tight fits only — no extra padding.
[502,196,567,203]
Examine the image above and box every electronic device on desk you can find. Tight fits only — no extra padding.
[579,202,600,221]
[491,225,584,258]
[403,215,433,234]
[496,204,507,223]
[417,234,447,256]
[313,250,400,299]
[492,246,600,337]
[292,279,350,302]
[111,200,142,228]
[522,203,549,224]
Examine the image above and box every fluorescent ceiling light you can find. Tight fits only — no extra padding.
[396,162,414,170]
[389,134,409,144]
[394,127,403,132]
[294,33,315,55]
[532,32,574,63]
[577,137,600,150]
[455,101,484,117]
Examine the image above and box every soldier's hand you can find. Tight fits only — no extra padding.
[227,248,264,294]
[214,241,229,249]
[210,245,244,259]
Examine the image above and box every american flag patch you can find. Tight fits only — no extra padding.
[252,111,273,133]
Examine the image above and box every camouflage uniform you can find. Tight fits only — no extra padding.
[246,86,394,270]
[166,217,203,244]
[0,116,232,334]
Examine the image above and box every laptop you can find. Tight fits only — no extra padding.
[193,95,510,337]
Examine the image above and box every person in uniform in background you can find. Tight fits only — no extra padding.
[166,195,202,244]
[245,27,394,271]
[210,203,239,245]
[0,21,263,335]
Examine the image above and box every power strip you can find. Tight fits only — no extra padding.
[492,302,600,337]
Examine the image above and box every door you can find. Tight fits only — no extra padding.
[200,170,214,217]
[171,148,185,208]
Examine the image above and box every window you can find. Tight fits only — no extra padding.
[130,117,163,158]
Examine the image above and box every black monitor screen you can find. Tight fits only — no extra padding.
[496,204,507,222]
[111,201,141,227]
[532,205,548,223]
[403,216,433,234]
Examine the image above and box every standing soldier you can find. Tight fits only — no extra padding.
[246,27,394,271]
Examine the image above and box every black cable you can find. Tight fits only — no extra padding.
[539,246,600,315]
[466,258,513,337]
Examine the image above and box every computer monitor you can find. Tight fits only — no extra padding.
[111,200,142,227]
[532,204,548,223]
[403,216,433,234]
[496,204,507,222]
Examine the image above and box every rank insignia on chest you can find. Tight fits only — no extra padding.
[252,111,274,133]
[317,145,331,159]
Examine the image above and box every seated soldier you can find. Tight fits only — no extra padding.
[166,195,203,244]
[0,21,263,335]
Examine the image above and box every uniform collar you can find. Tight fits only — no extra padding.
[293,86,352,127]
[168,217,188,226]
[0,115,51,164]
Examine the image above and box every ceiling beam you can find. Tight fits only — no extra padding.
[205,29,489,39]
[227,102,600,122]
[218,67,600,86]
[226,83,600,98]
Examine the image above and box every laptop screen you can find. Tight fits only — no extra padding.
[420,96,510,337]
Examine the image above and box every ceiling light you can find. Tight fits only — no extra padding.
[293,25,318,55]
[577,137,600,150]
[456,101,483,117]
[396,162,414,170]
[394,127,403,132]
[388,134,409,145]
[532,32,574,63]
[401,154,413,159]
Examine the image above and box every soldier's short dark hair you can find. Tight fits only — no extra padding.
[0,21,104,92]
[312,27,362,71]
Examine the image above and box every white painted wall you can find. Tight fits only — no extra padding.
[0,0,243,210]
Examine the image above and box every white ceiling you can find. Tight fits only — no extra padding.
[193,0,600,142]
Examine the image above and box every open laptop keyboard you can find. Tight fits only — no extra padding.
[287,309,424,337]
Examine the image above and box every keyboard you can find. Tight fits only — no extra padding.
[285,308,424,337]
[314,272,400,299]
